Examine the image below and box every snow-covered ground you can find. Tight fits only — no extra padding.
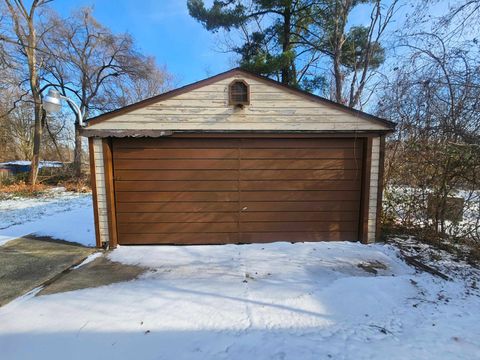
[0,188,94,246]
[0,242,479,359]
[0,190,479,359]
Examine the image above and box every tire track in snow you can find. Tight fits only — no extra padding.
[239,246,254,331]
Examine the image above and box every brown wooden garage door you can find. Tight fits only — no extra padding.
[112,137,364,245]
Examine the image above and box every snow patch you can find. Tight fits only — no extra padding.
[0,189,94,246]
[0,160,63,168]
[72,252,103,269]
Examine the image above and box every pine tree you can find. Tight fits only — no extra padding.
[188,0,314,87]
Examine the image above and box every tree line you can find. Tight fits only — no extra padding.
[0,0,172,184]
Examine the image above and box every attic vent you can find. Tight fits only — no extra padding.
[229,80,250,106]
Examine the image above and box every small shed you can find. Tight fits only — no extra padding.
[83,68,394,248]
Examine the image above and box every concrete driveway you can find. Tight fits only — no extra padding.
[0,235,147,306]
[0,236,95,306]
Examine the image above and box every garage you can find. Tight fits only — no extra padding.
[83,68,394,248]
[112,137,363,245]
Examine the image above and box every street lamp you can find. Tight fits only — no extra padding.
[43,89,84,127]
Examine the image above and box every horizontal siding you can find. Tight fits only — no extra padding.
[88,75,390,132]
[117,221,358,235]
[93,138,109,245]
[115,169,361,181]
[117,211,359,223]
[113,159,361,170]
[113,138,362,149]
[113,147,360,159]
[116,201,359,213]
[115,191,361,202]
[114,180,360,191]
[116,232,358,245]
[367,137,380,243]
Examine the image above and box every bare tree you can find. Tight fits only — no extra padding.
[0,5,12,70]
[377,32,480,242]
[301,0,399,107]
[41,8,172,177]
[102,60,174,109]
[4,0,52,185]
[435,0,480,37]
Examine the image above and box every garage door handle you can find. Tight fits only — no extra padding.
[241,207,248,212]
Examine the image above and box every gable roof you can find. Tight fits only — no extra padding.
[86,68,395,130]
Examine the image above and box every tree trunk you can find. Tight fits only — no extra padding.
[333,49,343,103]
[281,5,292,85]
[26,18,42,186]
[331,2,350,104]
[332,12,344,104]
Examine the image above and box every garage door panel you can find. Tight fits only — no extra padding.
[240,201,359,212]
[240,211,359,222]
[240,180,360,191]
[240,148,361,159]
[115,170,239,181]
[240,232,358,243]
[240,191,360,201]
[116,202,238,213]
[116,180,238,191]
[240,221,357,232]
[117,212,238,223]
[116,191,239,202]
[119,233,239,244]
[113,138,240,149]
[114,148,238,159]
[240,169,361,181]
[240,159,360,170]
[114,159,239,170]
[118,222,238,234]
[240,138,361,149]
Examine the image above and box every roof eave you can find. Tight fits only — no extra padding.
[80,128,394,138]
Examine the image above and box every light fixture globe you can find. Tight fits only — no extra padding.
[42,89,62,113]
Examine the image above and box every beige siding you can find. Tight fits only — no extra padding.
[93,138,109,245]
[87,74,390,132]
[367,137,380,243]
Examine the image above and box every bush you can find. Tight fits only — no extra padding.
[0,163,92,195]
[383,140,480,245]
[0,181,49,199]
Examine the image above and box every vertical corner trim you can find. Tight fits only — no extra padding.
[92,138,110,247]
[102,138,118,249]
[375,135,386,241]
[88,138,101,248]
[367,137,381,243]
[360,137,373,244]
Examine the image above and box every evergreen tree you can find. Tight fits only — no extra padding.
[188,0,396,106]
[188,0,315,87]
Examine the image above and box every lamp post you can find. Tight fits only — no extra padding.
[42,89,84,126]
